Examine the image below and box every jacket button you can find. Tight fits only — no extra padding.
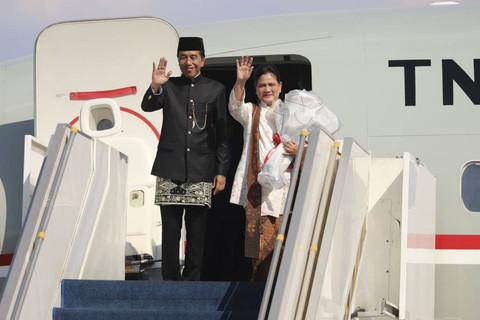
[187,148,191,152]
[188,131,192,135]
[189,115,192,119]
[190,99,193,103]
[191,84,194,87]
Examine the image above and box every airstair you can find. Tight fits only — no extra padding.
[0,124,128,319]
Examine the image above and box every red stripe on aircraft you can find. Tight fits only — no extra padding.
[69,116,79,126]
[69,107,160,140]
[69,86,137,100]
[0,253,13,266]
[1,235,480,268]
[436,235,480,250]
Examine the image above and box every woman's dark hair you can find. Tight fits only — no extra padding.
[253,63,282,87]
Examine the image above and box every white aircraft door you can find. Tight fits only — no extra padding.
[34,17,180,260]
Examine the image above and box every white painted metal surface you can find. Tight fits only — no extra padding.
[401,153,436,319]
[22,135,47,223]
[354,158,404,317]
[305,138,370,320]
[1,136,48,279]
[353,154,435,319]
[295,140,340,319]
[258,131,308,320]
[267,129,335,320]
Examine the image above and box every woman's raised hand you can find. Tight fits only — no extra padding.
[236,55,254,82]
[151,57,172,92]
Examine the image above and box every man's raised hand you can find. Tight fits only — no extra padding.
[152,57,172,93]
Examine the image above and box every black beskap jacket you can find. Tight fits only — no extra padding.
[141,74,229,183]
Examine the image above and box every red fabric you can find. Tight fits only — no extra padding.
[263,133,293,170]
[263,134,282,165]
[0,253,13,266]
[263,145,280,165]
[272,133,281,146]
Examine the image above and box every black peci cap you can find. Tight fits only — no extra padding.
[177,37,205,56]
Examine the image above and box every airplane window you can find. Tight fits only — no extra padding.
[461,161,480,212]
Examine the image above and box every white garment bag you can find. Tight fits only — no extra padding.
[257,90,341,189]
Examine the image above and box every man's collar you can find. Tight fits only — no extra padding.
[181,72,203,83]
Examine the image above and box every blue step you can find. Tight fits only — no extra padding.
[53,280,265,319]
[53,309,259,320]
